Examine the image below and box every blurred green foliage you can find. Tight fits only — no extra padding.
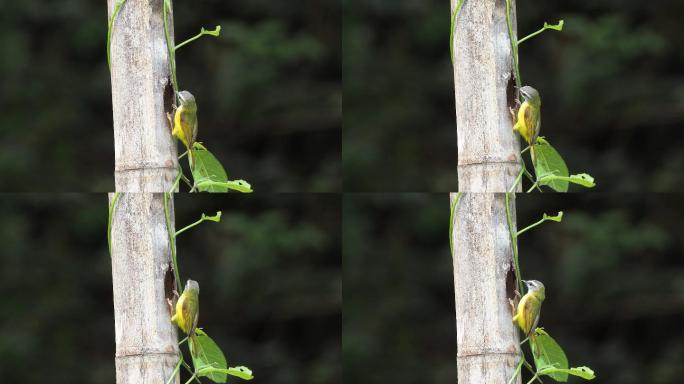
[343,194,684,383]
[343,0,684,191]
[0,0,340,191]
[0,194,340,383]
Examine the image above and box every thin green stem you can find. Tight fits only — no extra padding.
[505,0,522,90]
[448,192,463,256]
[509,164,525,193]
[184,374,197,384]
[163,0,179,96]
[517,20,564,46]
[176,214,218,237]
[449,0,466,65]
[522,360,543,383]
[517,217,548,237]
[508,357,525,384]
[166,358,183,384]
[170,167,183,193]
[526,374,540,384]
[175,152,194,190]
[517,27,546,46]
[526,181,539,193]
[505,193,524,295]
[181,174,193,189]
[107,0,128,71]
[174,27,221,52]
[163,193,182,293]
[108,192,121,255]
[180,358,203,383]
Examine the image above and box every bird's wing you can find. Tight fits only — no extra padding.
[179,109,197,147]
[190,303,199,336]
[521,296,541,335]
[180,296,196,334]
[523,105,540,145]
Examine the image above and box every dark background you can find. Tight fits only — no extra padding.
[0,1,340,192]
[343,1,684,191]
[344,193,684,383]
[0,194,341,383]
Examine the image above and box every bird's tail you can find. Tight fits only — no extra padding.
[188,146,195,170]
[189,334,199,356]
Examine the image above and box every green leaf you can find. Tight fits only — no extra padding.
[544,20,564,32]
[190,329,228,383]
[538,173,596,189]
[202,26,221,37]
[202,211,222,222]
[543,211,563,222]
[191,143,229,192]
[517,19,564,46]
[190,143,253,193]
[195,179,253,193]
[538,366,596,381]
[530,328,569,382]
[197,366,254,381]
[175,26,222,52]
[533,138,569,192]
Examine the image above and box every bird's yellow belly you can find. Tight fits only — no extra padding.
[173,109,189,147]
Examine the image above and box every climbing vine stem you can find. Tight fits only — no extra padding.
[107,192,121,256]
[163,192,182,293]
[505,192,524,295]
[448,192,463,256]
[505,0,522,91]
[163,0,179,97]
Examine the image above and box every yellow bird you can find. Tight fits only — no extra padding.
[171,279,200,337]
[512,86,541,161]
[171,90,198,168]
[512,280,545,336]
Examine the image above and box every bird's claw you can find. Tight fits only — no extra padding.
[166,112,173,132]
[508,298,516,314]
[509,106,518,126]
[166,297,174,314]
[166,290,179,314]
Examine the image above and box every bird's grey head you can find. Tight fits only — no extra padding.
[523,280,544,292]
[178,90,195,103]
[520,86,540,103]
[185,279,199,293]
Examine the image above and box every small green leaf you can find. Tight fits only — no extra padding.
[197,366,254,381]
[195,179,253,193]
[202,211,222,223]
[533,138,569,192]
[530,328,569,382]
[543,211,563,222]
[544,20,564,32]
[201,26,221,37]
[538,366,595,381]
[174,26,222,52]
[517,19,564,46]
[538,173,596,189]
[190,329,228,383]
